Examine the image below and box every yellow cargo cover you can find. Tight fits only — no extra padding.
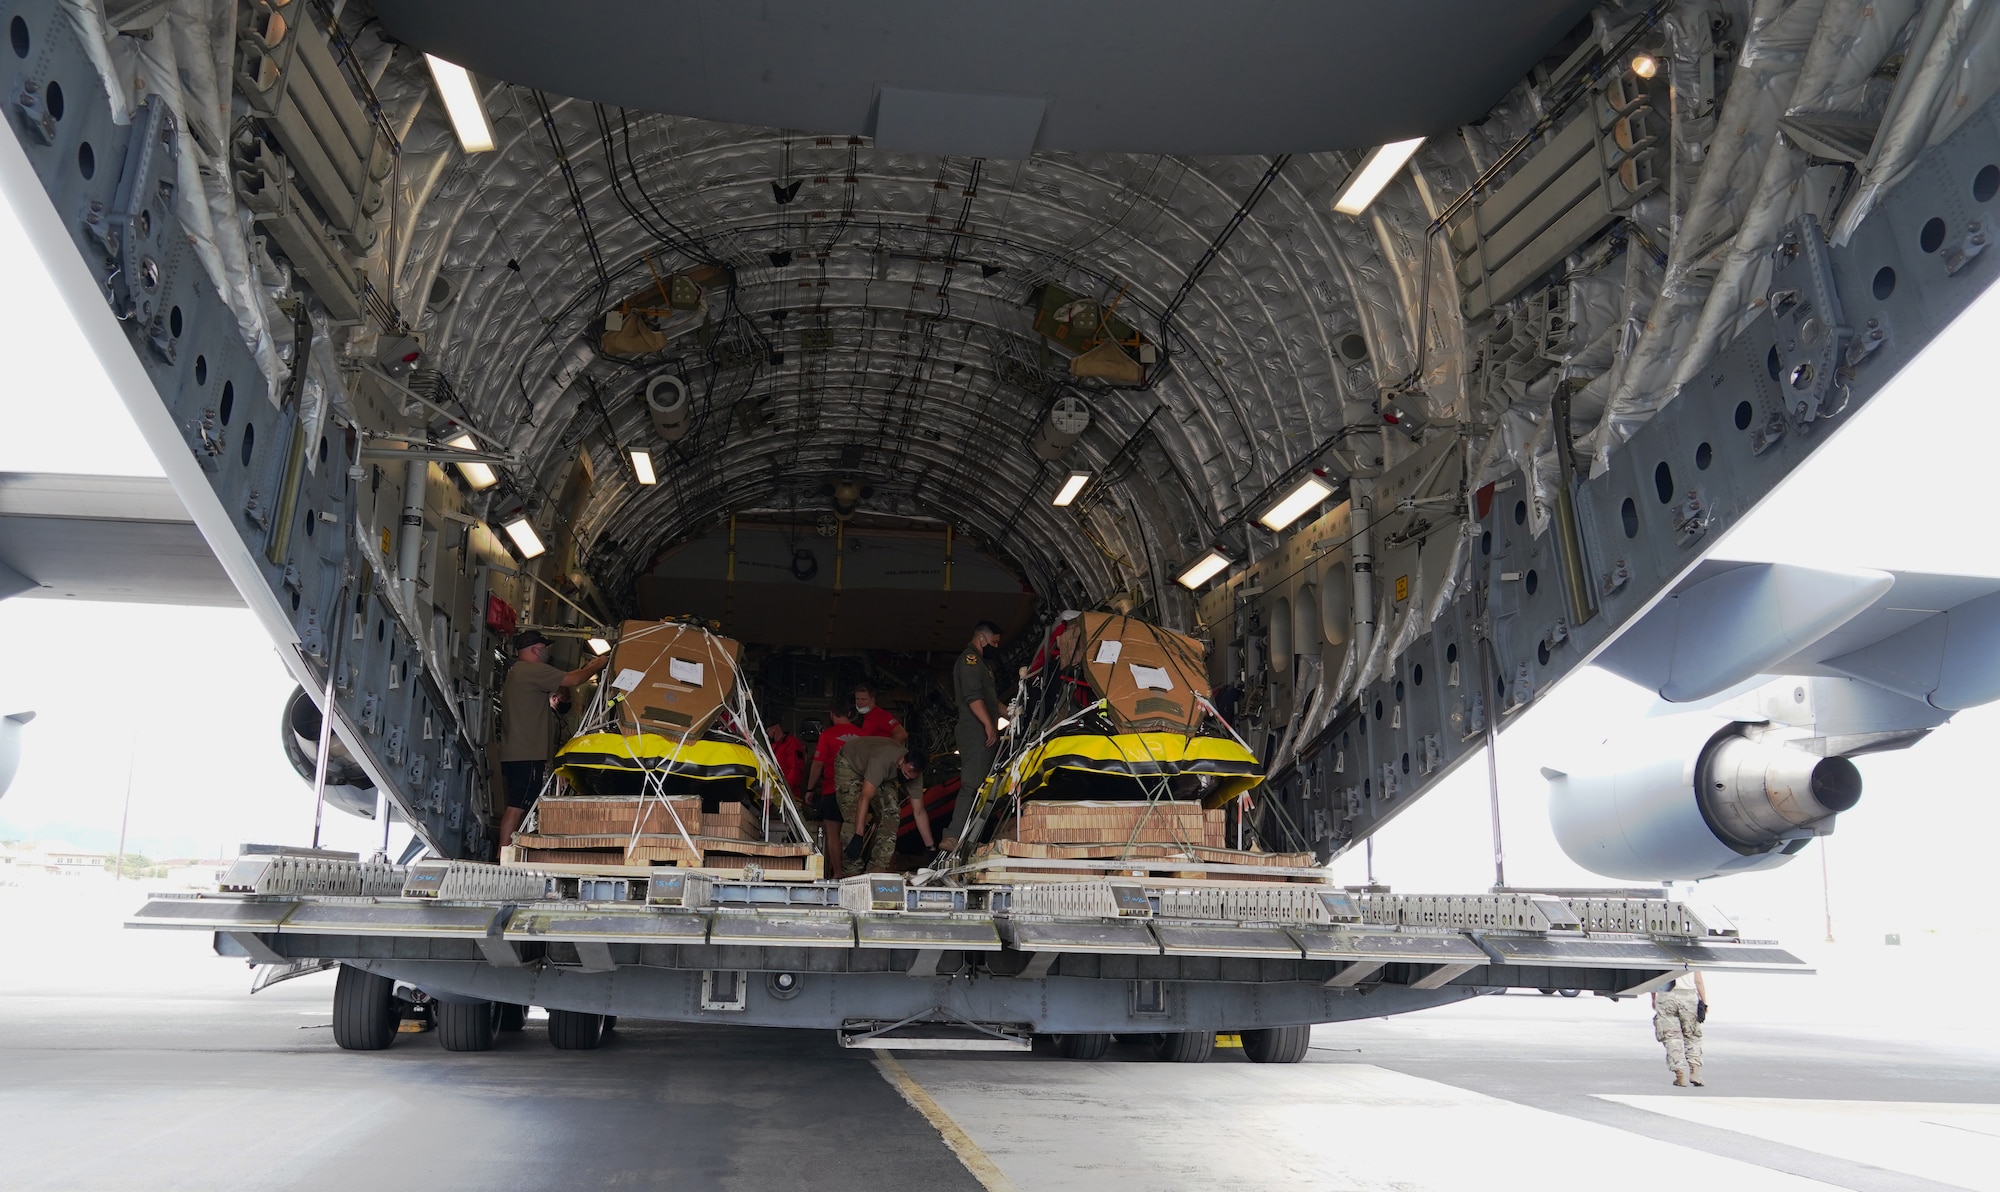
[556,732,768,796]
[1000,731,1262,807]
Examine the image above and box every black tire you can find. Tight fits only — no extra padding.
[1053,1033,1111,1060]
[1154,1031,1215,1063]
[436,1000,499,1052]
[602,1015,617,1033]
[548,1008,606,1050]
[1241,1025,1312,1064]
[496,1003,527,1032]
[331,965,398,1051]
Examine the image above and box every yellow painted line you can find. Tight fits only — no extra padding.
[872,1052,1018,1192]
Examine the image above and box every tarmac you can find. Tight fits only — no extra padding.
[4,876,1996,1191]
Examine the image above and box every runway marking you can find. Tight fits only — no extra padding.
[872,1052,1018,1192]
[1602,1095,2000,1192]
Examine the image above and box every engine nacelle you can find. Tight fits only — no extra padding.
[281,686,381,821]
[1546,718,1861,881]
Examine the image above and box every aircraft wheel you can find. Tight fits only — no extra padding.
[549,1009,607,1050]
[1053,1033,1110,1060]
[496,1003,528,1032]
[1241,1025,1311,1064]
[1559,989,1581,998]
[331,965,398,1051]
[436,1000,499,1051]
[1154,1031,1214,1063]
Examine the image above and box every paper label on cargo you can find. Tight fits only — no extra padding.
[611,668,646,692]
[1129,663,1173,691]
[1093,639,1123,664]
[668,657,705,685]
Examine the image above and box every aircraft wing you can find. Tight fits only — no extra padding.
[0,472,240,607]
[1595,560,2000,710]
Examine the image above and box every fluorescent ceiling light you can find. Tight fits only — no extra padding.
[1052,470,1090,507]
[447,434,497,490]
[1176,550,1232,590]
[425,54,495,154]
[1258,474,1334,531]
[630,449,656,485]
[502,516,545,559]
[587,637,611,656]
[1332,137,1425,216]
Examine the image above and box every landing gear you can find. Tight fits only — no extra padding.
[1051,1033,1111,1060]
[1154,1032,1215,1063]
[1240,1025,1311,1064]
[436,1000,502,1052]
[548,1009,608,1050]
[331,965,398,1051]
[496,1003,528,1032]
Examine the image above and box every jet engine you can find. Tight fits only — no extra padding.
[1545,717,1861,881]
[280,687,382,820]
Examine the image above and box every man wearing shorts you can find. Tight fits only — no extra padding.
[496,629,608,854]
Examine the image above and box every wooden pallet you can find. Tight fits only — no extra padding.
[501,846,826,883]
[964,838,1324,884]
[508,830,819,880]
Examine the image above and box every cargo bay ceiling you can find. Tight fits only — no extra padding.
[333,0,1619,615]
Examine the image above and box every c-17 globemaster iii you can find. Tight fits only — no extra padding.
[4,0,1999,1056]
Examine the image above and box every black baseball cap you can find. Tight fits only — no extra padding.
[512,629,550,651]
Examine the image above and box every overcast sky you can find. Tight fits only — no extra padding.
[2,187,1996,940]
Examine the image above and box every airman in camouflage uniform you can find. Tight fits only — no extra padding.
[1652,972,1706,1086]
[833,735,926,876]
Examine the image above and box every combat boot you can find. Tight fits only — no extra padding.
[1689,1067,1704,1087]
[1673,1070,1688,1086]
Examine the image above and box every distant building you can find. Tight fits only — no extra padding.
[42,847,111,874]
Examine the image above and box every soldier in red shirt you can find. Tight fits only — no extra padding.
[767,721,806,798]
[806,708,860,861]
[851,682,907,743]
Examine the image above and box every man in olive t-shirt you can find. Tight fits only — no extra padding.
[497,629,608,853]
[833,735,927,875]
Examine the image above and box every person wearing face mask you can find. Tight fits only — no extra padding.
[496,630,609,854]
[850,682,907,743]
[940,621,1003,853]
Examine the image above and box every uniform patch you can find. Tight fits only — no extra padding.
[964,653,978,664]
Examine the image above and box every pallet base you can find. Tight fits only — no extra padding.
[502,842,824,882]
[963,839,1324,884]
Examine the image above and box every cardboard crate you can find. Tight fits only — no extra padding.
[606,620,742,741]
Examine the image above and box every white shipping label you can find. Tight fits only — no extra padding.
[1093,639,1123,664]
[1129,663,1174,691]
[611,668,646,692]
[668,657,705,685]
